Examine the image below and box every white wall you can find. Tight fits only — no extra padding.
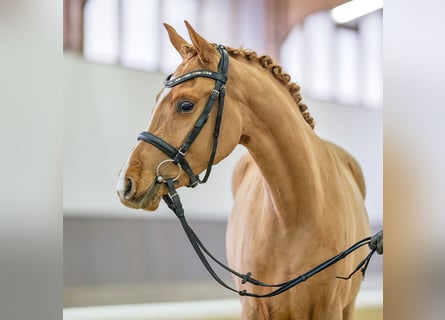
[309,100,382,225]
[64,54,382,225]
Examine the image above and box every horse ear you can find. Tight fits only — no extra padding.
[184,20,217,65]
[163,23,193,59]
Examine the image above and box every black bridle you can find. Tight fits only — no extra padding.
[138,45,229,188]
[137,45,382,298]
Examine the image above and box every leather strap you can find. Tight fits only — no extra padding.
[164,70,227,87]
[161,178,382,298]
[138,45,229,188]
[137,132,200,187]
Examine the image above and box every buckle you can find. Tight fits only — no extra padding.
[211,89,220,99]
[168,191,179,201]
[178,147,187,156]
[190,180,199,188]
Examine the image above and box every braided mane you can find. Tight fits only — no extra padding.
[226,47,315,129]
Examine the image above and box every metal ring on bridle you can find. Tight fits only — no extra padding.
[156,159,182,183]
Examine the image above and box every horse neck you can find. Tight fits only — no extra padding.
[233,61,324,225]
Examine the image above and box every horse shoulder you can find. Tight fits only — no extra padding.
[324,140,366,199]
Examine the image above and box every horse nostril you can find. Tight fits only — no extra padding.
[125,178,132,193]
[124,177,136,200]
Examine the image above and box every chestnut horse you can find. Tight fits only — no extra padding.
[117,21,370,319]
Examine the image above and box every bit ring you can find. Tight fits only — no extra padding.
[156,159,182,183]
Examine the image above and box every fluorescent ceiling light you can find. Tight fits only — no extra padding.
[331,0,383,24]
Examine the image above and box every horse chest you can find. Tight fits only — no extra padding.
[228,178,305,282]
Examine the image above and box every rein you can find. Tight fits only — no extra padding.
[137,45,382,298]
[163,178,382,298]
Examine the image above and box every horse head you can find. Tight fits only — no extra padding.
[116,21,242,211]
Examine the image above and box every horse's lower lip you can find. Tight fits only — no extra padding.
[139,180,161,209]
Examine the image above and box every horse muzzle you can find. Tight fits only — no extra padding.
[117,177,162,210]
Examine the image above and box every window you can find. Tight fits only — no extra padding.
[81,0,382,108]
[280,10,382,108]
[82,0,266,74]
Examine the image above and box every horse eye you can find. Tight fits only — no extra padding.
[177,101,195,112]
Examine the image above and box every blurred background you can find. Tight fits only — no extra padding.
[5,1,445,320]
[63,0,383,317]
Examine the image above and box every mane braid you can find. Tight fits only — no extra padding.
[225,46,315,129]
